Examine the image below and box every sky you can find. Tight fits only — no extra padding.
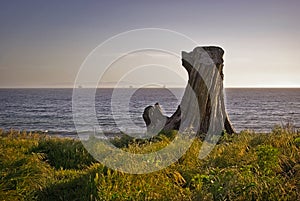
[0,0,299,88]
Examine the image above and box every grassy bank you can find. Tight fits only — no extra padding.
[0,127,299,201]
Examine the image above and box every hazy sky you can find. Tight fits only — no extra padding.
[0,0,299,88]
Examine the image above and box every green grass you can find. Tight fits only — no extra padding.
[0,127,299,201]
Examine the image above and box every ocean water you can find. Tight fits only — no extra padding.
[0,88,299,136]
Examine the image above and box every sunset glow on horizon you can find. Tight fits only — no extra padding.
[0,0,299,88]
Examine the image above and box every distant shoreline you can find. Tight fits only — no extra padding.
[0,87,299,89]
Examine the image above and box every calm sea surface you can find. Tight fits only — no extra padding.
[0,88,299,136]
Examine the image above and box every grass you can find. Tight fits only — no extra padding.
[0,127,299,201]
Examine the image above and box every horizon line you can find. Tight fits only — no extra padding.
[0,86,299,89]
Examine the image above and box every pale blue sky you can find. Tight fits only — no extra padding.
[0,0,299,88]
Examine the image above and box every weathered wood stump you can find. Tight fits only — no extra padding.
[142,46,235,136]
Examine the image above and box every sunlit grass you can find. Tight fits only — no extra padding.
[0,126,299,200]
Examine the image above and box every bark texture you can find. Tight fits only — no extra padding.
[143,46,235,136]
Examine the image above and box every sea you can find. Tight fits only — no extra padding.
[0,88,299,137]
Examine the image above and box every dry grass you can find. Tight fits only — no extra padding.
[0,127,299,200]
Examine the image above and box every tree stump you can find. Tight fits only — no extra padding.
[142,46,235,136]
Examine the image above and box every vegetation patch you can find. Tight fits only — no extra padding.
[0,127,299,200]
